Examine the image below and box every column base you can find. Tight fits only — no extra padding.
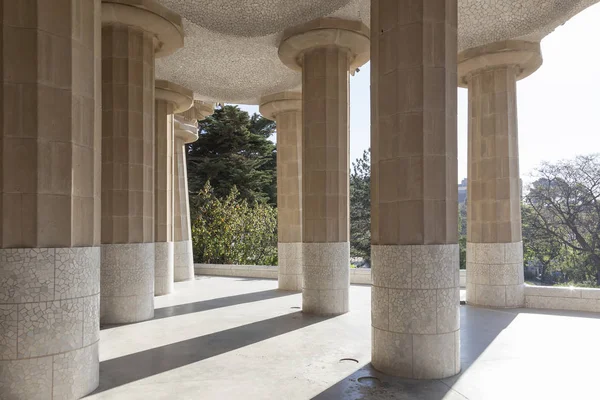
[302,242,349,316]
[155,242,174,296]
[466,242,525,308]
[278,242,302,291]
[101,243,155,324]
[0,247,100,399]
[174,240,194,282]
[371,244,460,379]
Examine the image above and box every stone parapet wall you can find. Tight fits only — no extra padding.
[524,285,600,313]
[195,265,600,315]
[195,263,373,285]
[195,264,279,280]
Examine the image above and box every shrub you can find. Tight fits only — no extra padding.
[191,182,277,265]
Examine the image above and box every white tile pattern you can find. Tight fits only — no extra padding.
[278,242,302,291]
[101,243,155,323]
[466,242,525,308]
[371,244,460,379]
[174,239,194,282]
[155,241,175,295]
[0,247,100,399]
[302,242,350,315]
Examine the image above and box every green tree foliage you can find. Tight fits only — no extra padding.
[522,205,563,283]
[191,182,277,265]
[458,202,467,269]
[187,105,277,205]
[524,154,600,286]
[350,149,371,263]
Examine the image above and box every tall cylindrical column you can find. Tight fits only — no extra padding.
[260,92,303,291]
[101,0,184,323]
[370,0,460,379]
[279,18,369,315]
[154,80,193,295]
[0,1,102,398]
[459,41,542,308]
[173,101,214,282]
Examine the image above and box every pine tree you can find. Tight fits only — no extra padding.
[350,149,371,264]
[187,105,277,205]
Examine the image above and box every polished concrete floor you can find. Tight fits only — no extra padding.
[88,276,600,399]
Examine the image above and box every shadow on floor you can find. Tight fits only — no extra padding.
[312,306,519,400]
[91,311,333,396]
[101,289,296,330]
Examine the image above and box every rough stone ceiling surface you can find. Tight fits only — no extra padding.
[459,0,600,50]
[157,0,354,37]
[155,0,598,105]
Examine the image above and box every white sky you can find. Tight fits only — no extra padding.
[238,3,600,182]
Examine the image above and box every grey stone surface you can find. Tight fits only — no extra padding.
[278,242,302,291]
[153,0,598,104]
[460,0,598,51]
[101,243,155,324]
[466,242,525,308]
[18,299,84,358]
[0,247,100,399]
[52,342,99,400]
[524,285,600,313]
[0,248,55,303]
[155,241,175,296]
[174,240,194,282]
[371,244,460,378]
[86,276,600,399]
[55,247,101,300]
[195,263,375,286]
[302,242,350,315]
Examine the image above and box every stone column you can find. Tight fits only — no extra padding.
[0,1,102,398]
[260,92,303,291]
[279,19,369,315]
[101,0,183,323]
[460,41,542,308]
[370,0,460,379]
[154,80,193,295]
[173,101,214,282]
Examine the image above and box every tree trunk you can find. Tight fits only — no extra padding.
[590,254,600,286]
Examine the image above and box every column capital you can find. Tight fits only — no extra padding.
[174,116,198,144]
[155,80,194,113]
[173,100,214,143]
[101,0,184,57]
[193,100,216,120]
[259,91,302,121]
[458,40,542,87]
[278,18,370,73]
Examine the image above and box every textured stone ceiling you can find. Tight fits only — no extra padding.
[459,0,599,50]
[154,0,598,105]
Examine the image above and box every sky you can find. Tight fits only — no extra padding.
[237,3,600,183]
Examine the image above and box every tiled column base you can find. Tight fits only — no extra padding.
[371,244,460,379]
[278,242,302,291]
[466,242,525,308]
[155,242,174,296]
[174,240,194,282]
[302,242,349,315]
[101,243,155,323]
[0,247,100,399]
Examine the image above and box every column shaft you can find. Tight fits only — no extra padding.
[101,24,156,323]
[0,1,102,398]
[371,0,460,379]
[277,110,303,291]
[154,99,175,295]
[302,47,350,315]
[466,66,524,307]
[172,103,210,282]
[173,125,195,282]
